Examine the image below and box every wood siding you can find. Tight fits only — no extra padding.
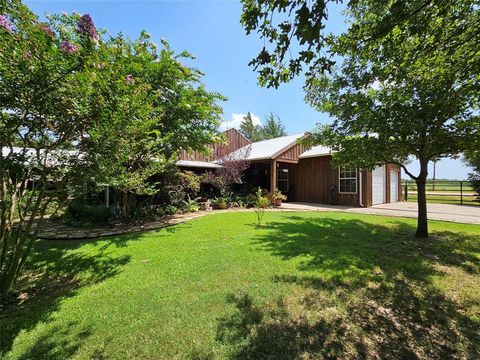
[289,156,334,203]
[178,128,250,162]
[281,156,398,207]
[275,143,305,163]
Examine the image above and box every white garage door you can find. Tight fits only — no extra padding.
[372,166,385,205]
[390,170,399,202]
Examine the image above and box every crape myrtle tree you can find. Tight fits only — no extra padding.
[241,0,480,237]
[205,145,251,197]
[0,1,223,299]
[84,33,224,218]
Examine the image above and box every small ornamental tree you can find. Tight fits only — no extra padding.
[206,146,251,197]
[0,1,224,299]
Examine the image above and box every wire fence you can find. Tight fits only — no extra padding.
[402,180,479,206]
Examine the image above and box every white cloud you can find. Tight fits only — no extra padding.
[219,113,261,131]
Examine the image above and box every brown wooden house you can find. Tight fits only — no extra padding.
[176,128,251,171]
[177,129,401,207]
[228,132,402,207]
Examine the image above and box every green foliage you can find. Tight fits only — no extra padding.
[238,112,287,141]
[166,170,203,209]
[261,113,287,140]
[64,198,111,225]
[241,0,479,237]
[211,197,228,209]
[133,203,166,220]
[254,187,269,226]
[184,196,200,212]
[164,205,178,215]
[464,150,480,199]
[0,2,224,298]
[239,112,263,142]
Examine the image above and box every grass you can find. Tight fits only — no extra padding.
[1,211,479,359]
[402,180,475,192]
[406,194,480,206]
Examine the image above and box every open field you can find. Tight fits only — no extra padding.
[2,212,479,359]
[403,180,479,206]
[406,194,480,206]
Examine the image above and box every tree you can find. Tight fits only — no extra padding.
[0,1,224,299]
[239,112,262,142]
[241,0,480,237]
[205,146,251,197]
[82,33,224,219]
[261,112,287,139]
[464,150,480,201]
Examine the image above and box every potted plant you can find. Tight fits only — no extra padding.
[271,188,287,207]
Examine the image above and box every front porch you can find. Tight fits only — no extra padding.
[243,160,294,199]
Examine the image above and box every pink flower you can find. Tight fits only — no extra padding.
[126,74,134,85]
[77,14,99,41]
[0,15,13,33]
[23,51,31,59]
[61,40,78,54]
[41,24,55,37]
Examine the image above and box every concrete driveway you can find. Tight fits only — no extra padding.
[281,201,480,224]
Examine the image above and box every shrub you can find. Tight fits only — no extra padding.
[211,197,228,209]
[468,173,480,201]
[65,198,111,225]
[166,170,204,209]
[133,203,166,220]
[164,205,178,215]
[184,196,200,212]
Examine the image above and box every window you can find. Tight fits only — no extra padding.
[339,167,357,193]
[277,168,289,192]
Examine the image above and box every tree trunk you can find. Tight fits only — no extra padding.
[120,192,134,220]
[415,159,429,238]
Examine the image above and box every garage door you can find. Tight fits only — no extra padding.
[372,166,385,205]
[390,170,399,202]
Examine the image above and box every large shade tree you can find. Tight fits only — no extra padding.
[241,0,480,237]
[0,0,223,299]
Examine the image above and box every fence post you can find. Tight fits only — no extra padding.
[404,183,408,201]
[460,181,463,205]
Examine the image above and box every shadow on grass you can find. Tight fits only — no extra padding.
[13,321,93,360]
[0,234,136,357]
[217,215,480,359]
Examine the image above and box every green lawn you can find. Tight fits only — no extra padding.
[406,194,480,206]
[1,212,479,359]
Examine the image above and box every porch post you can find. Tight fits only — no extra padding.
[270,160,277,192]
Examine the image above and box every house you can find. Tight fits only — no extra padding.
[179,129,402,207]
[176,128,251,171]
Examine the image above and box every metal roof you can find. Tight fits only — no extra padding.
[299,145,332,159]
[228,134,305,161]
[176,160,222,169]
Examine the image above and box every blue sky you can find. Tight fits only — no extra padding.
[24,0,473,179]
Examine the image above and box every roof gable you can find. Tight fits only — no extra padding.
[229,134,305,161]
